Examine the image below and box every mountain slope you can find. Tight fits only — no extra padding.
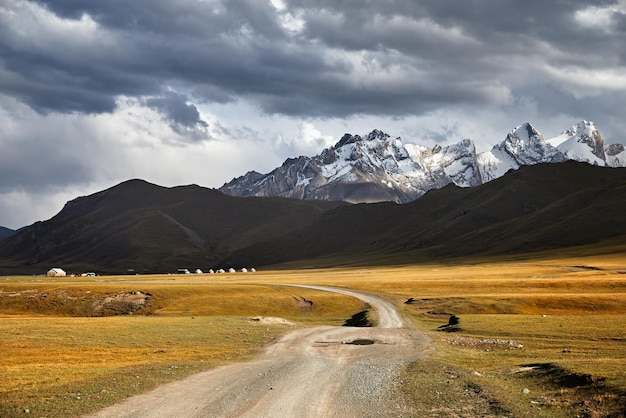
[0,180,344,274]
[222,162,626,267]
[221,121,626,204]
[0,227,15,241]
[1,163,625,274]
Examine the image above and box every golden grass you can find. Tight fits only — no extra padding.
[1,254,625,417]
[0,316,290,417]
[0,279,364,416]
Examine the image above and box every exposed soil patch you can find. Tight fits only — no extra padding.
[345,338,375,345]
[0,289,155,316]
[90,292,151,316]
[511,363,626,417]
[343,310,372,327]
[446,335,524,350]
[249,316,296,325]
[571,265,604,271]
[293,296,313,311]
[515,363,604,388]
[424,310,454,319]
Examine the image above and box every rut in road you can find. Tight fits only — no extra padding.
[83,285,431,418]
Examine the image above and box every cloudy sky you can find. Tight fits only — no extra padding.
[1,0,626,228]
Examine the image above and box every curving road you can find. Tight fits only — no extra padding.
[83,285,430,418]
[284,285,406,329]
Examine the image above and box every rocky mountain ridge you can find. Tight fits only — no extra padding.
[1,162,625,274]
[220,121,626,203]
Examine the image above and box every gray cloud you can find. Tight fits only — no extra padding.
[2,0,626,228]
[2,0,625,121]
[145,91,209,137]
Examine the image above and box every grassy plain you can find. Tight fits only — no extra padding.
[1,254,625,417]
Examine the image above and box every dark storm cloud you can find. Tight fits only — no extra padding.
[2,0,626,120]
[3,0,626,229]
[145,91,208,134]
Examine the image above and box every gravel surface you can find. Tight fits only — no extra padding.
[82,285,431,417]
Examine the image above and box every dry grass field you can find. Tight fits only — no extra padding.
[1,254,625,417]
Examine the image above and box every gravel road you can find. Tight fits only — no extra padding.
[83,285,430,417]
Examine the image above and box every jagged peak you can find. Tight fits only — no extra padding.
[219,119,625,204]
[562,120,602,141]
[564,120,596,134]
[334,129,391,149]
[281,156,311,166]
[335,133,359,148]
[364,129,390,141]
[507,123,544,143]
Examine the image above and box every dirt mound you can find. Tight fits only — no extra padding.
[249,316,296,325]
[90,291,151,316]
[0,289,154,316]
[294,297,313,311]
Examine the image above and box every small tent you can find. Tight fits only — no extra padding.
[47,268,66,277]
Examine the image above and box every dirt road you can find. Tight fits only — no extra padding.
[84,285,430,417]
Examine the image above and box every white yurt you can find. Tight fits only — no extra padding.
[47,268,66,277]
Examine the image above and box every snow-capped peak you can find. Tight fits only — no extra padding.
[334,129,390,148]
[509,123,543,144]
[565,120,596,136]
[221,121,626,205]
[547,120,606,165]
[495,123,564,166]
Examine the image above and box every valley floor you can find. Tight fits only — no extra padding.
[82,286,430,417]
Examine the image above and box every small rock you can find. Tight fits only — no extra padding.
[522,388,531,394]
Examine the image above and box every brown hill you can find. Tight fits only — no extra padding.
[222,161,626,267]
[0,180,344,275]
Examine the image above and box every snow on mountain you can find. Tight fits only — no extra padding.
[478,123,566,182]
[220,121,626,204]
[547,120,608,166]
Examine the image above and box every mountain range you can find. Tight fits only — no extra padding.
[1,161,625,274]
[222,161,626,268]
[220,121,626,203]
[0,181,343,275]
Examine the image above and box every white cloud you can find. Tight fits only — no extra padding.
[574,1,626,31]
[372,14,480,47]
[0,95,290,228]
[274,122,335,157]
[543,64,626,97]
[0,0,112,55]
[0,188,87,230]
